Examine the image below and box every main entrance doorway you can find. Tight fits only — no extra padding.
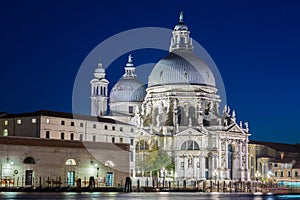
[25,170,33,186]
[106,172,113,186]
[67,171,75,186]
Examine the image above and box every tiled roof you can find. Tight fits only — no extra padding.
[0,136,130,152]
[0,110,128,125]
[0,112,7,117]
[249,140,300,153]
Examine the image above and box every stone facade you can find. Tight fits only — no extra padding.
[0,137,129,187]
[249,141,300,184]
[93,13,251,184]
[0,110,136,180]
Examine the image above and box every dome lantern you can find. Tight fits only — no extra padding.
[149,12,215,88]
[170,11,192,52]
[123,54,137,78]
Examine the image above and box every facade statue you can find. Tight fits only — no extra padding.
[135,105,140,115]
[156,115,160,127]
[232,110,236,118]
[244,122,249,132]
[158,101,163,114]
[146,102,152,116]
[197,100,202,112]
[227,106,230,114]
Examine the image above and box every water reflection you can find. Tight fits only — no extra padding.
[0,192,299,200]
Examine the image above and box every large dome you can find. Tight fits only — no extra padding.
[148,51,216,87]
[110,77,146,103]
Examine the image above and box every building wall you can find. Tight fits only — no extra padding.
[0,117,40,138]
[271,161,295,182]
[0,139,129,187]
[249,142,300,183]
[0,113,138,181]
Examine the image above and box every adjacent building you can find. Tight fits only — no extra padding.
[0,136,129,187]
[0,110,136,186]
[249,140,300,186]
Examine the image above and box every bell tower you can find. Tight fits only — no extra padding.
[90,63,109,116]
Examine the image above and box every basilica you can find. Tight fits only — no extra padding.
[90,13,251,184]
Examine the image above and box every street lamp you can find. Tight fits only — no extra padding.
[255,171,261,192]
[213,169,217,185]
[160,167,166,188]
[268,171,274,187]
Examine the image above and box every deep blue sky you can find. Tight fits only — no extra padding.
[0,0,299,144]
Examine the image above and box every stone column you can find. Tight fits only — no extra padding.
[183,156,186,178]
[193,155,197,179]
[174,155,178,179]
[197,156,200,179]
[225,140,228,168]
[239,142,243,169]
[218,139,222,168]
[212,155,215,171]
[225,140,229,179]
[245,142,248,169]
[239,141,244,181]
[245,141,250,181]
[200,156,205,180]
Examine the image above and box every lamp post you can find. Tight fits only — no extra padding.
[160,167,166,189]
[268,171,273,187]
[255,171,261,192]
[213,169,217,185]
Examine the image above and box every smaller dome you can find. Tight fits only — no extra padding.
[110,78,146,102]
[110,54,146,103]
[93,63,106,79]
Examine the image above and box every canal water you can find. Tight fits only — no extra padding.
[0,192,299,200]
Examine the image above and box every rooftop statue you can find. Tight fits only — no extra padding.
[179,11,184,22]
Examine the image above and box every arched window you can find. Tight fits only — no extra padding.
[181,140,200,150]
[96,86,99,95]
[259,162,262,174]
[66,159,76,166]
[250,156,254,178]
[2,129,8,136]
[130,151,133,162]
[105,160,115,167]
[228,144,233,179]
[177,106,183,125]
[188,106,196,125]
[23,157,35,164]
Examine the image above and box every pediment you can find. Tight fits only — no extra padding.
[136,128,152,137]
[226,124,245,134]
[176,127,207,137]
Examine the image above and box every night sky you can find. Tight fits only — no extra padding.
[1,0,299,144]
